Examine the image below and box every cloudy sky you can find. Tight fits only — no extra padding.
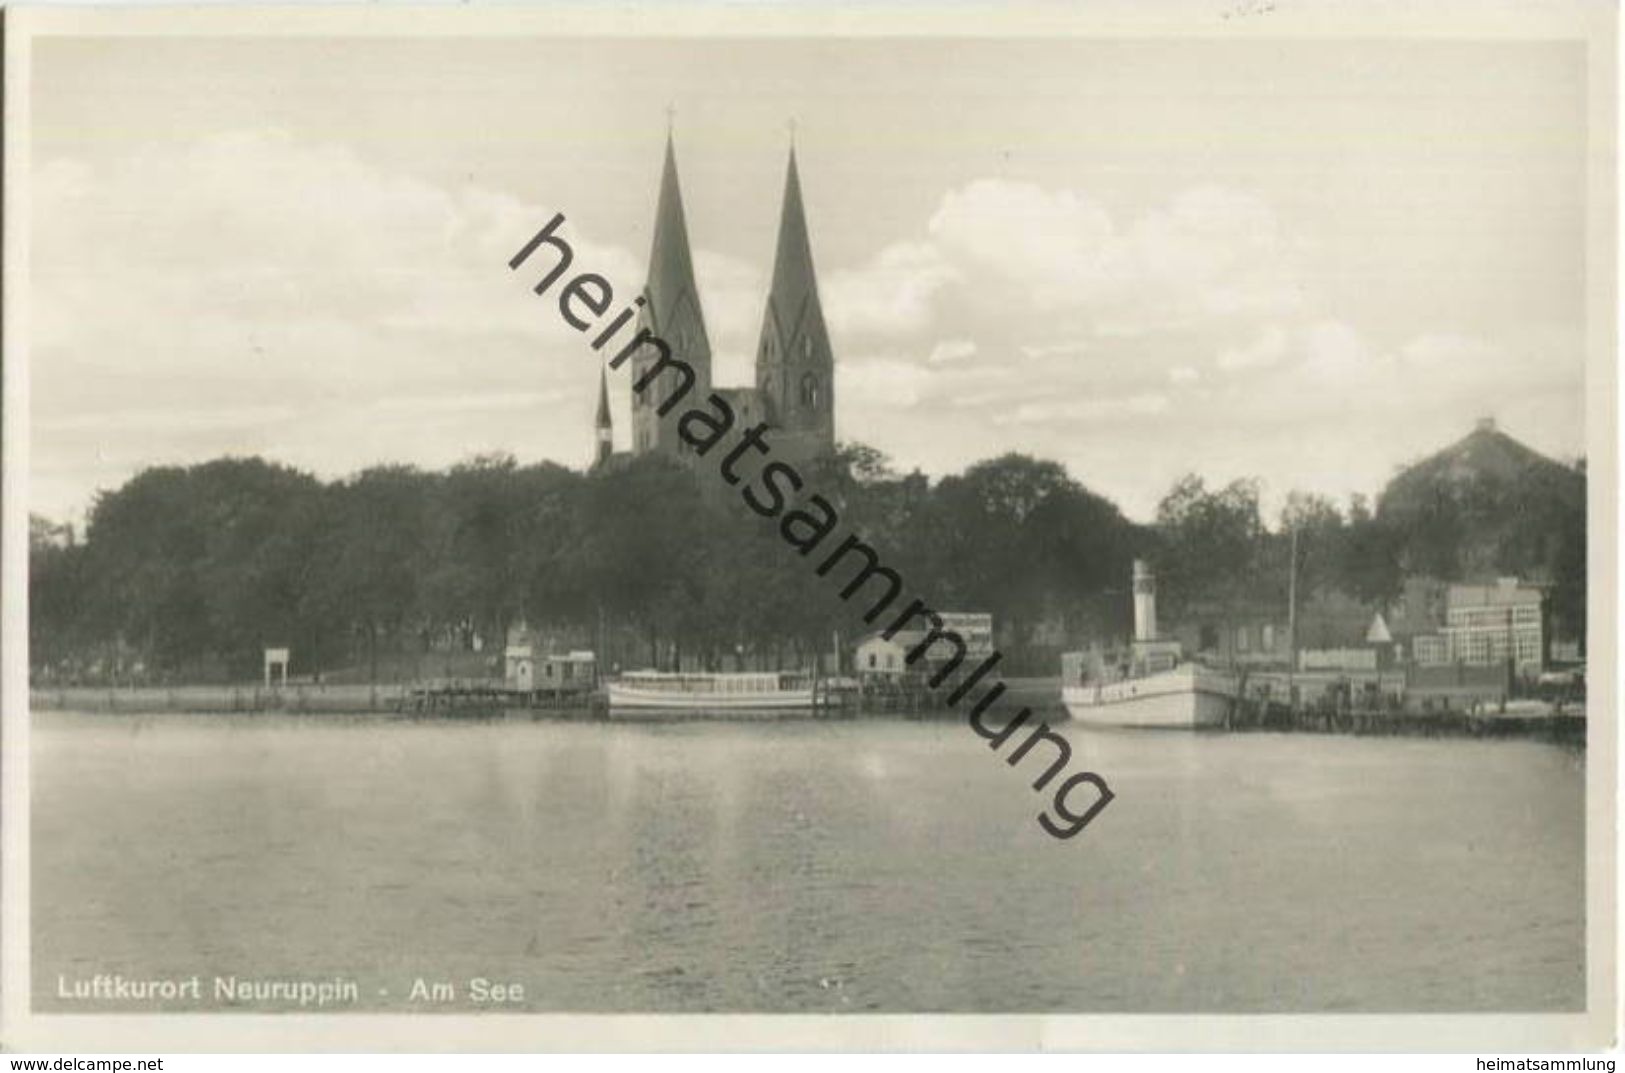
[29,34,1587,525]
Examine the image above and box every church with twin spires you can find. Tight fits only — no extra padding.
[594,133,836,470]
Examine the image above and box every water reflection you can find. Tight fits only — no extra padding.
[33,712,1584,1012]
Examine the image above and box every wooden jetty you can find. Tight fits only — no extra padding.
[1225,695,1584,745]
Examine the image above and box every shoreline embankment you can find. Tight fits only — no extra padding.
[28,681,1584,744]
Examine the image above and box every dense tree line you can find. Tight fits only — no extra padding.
[29,438,1587,685]
[28,449,1147,683]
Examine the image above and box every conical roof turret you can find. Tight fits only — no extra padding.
[595,365,612,429]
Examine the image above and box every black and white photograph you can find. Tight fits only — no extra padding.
[1,1,1616,1054]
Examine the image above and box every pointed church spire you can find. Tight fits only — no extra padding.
[628,128,712,461]
[644,132,710,356]
[766,145,824,330]
[755,143,835,458]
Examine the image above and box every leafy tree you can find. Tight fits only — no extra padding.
[29,515,86,675]
[76,459,324,678]
[1154,474,1263,622]
[1338,493,1402,606]
[304,465,432,683]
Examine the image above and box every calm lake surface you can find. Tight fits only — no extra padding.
[33,710,1584,1012]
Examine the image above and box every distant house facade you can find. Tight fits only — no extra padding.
[1167,590,1393,671]
[1410,634,1450,666]
[1402,577,1544,673]
[854,632,915,681]
[854,612,993,684]
[1447,578,1543,672]
[505,622,597,693]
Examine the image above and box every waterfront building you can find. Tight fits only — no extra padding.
[1410,634,1451,666]
[595,132,837,469]
[1168,588,1379,670]
[1443,577,1544,672]
[854,632,914,681]
[504,622,597,693]
[1402,577,1544,673]
[854,612,993,684]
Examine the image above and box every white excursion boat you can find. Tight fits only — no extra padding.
[606,670,816,716]
[1060,560,1240,729]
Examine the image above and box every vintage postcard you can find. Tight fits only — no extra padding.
[1,1,1616,1054]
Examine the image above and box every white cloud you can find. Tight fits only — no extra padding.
[28,135,1582,530]
[823,241,959,340]
[836,357,935,410]
[1020,340,1092,359]
[1128,186,1304,319]
[32,129,640,519]
[812,177,1311,456]
[1217,323,1291,372]
[927,338,977,365]
[927,180,1117,310]
[993,393,1171,426]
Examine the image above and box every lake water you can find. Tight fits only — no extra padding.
[32,710,1585,1012]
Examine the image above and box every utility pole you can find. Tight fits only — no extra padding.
[1287,522,1299,712]
[1505,603,1516,705]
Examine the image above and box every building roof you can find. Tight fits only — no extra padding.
[857,629,927,650]
[855,615,992,658]
[1448,579,1542,609]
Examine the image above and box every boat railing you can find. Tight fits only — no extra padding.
[615,671,792,695]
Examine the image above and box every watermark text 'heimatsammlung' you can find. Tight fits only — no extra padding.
[510,212,1114,840]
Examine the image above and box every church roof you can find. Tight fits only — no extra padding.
[645,134,710,352]
[762,148,829,348]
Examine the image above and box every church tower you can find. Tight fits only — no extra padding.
[630,133,713,460]
[754,146,835,464]
[593,366,613,469]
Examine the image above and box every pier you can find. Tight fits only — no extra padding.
[1225,695,1584,745]
[28,679,1586,744]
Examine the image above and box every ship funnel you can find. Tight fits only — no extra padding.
[1132,559,1157,642]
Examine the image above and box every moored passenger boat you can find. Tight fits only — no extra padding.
[1062,659,1239,729]
[1060,560,1239,729]
[606,670,816,716]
